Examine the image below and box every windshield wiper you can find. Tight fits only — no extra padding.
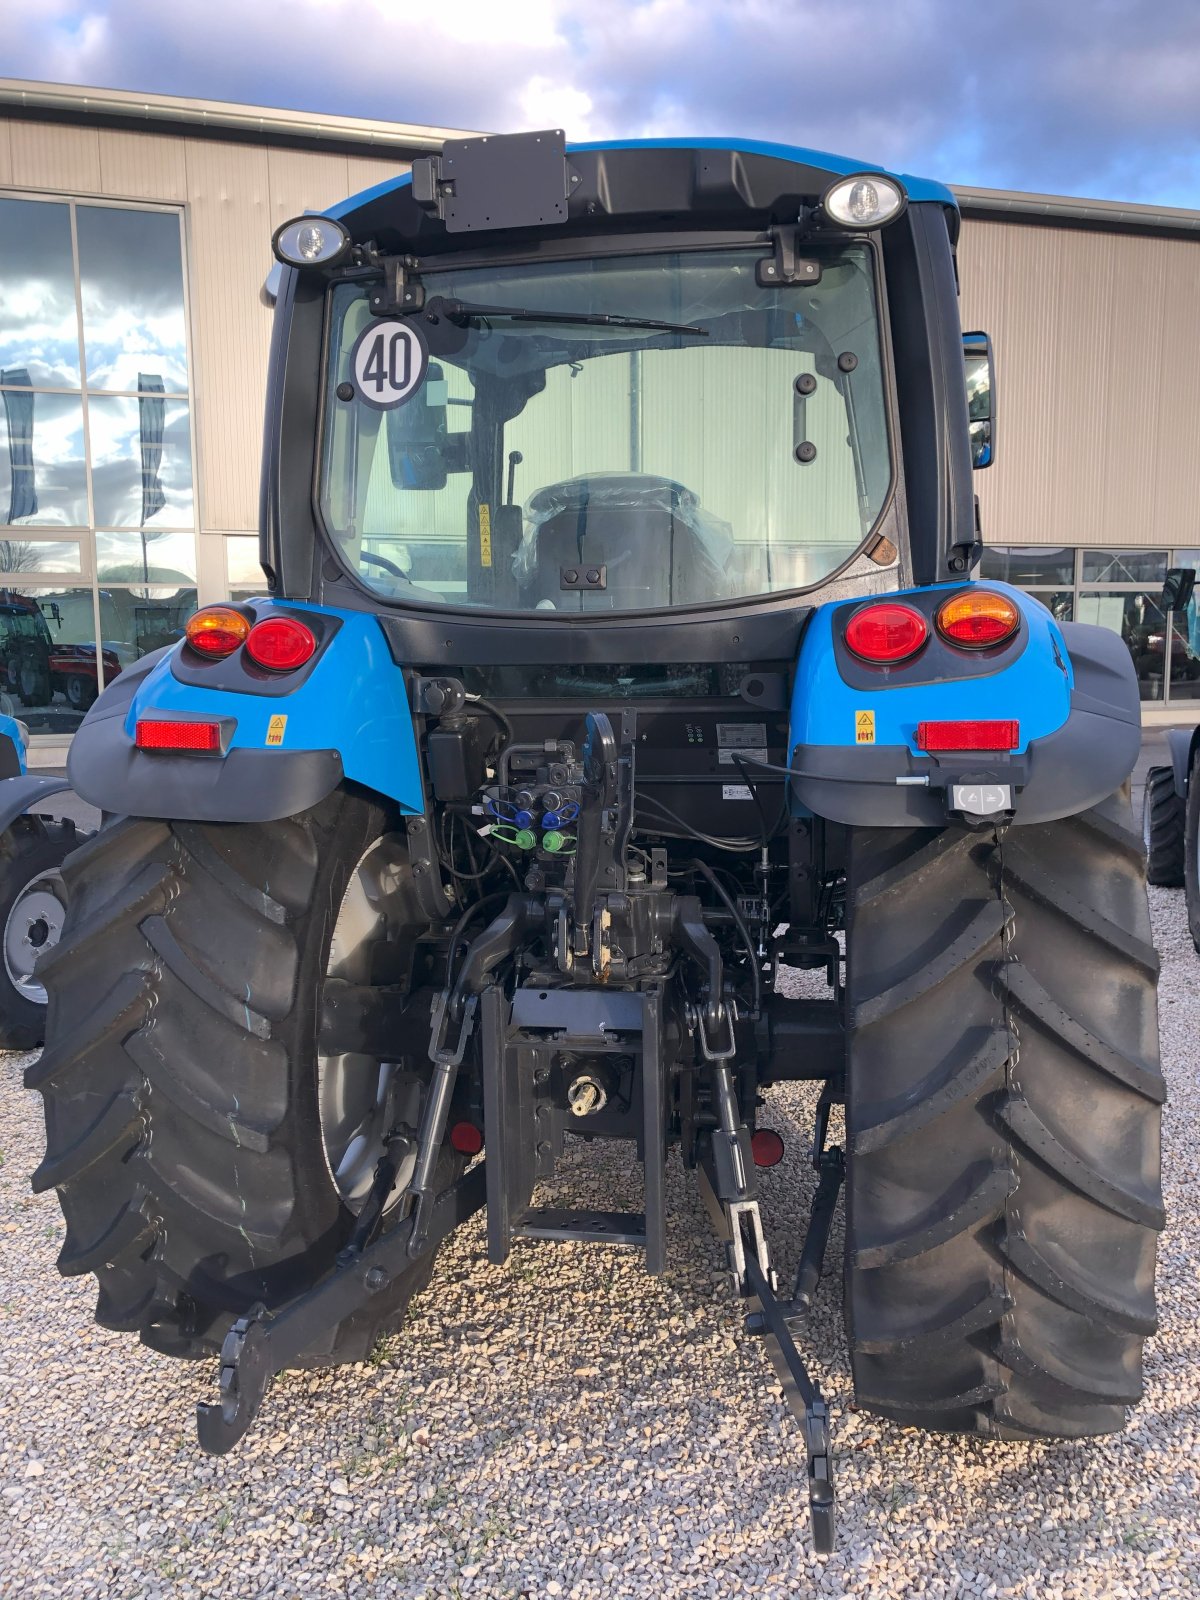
[427,296,709,337]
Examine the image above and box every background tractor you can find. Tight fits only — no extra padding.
[28,133,1162,1548]
[0,713,80,1045]
[1143,564,1200,948]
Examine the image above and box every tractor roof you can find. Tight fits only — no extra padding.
[328,136,957,240]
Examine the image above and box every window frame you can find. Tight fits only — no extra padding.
[0,188,200,726]
[311,234,904,620]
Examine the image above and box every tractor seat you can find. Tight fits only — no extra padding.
[516,473,731,611]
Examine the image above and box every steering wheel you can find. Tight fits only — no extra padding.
[359,549,408,579]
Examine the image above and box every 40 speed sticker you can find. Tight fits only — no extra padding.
[348,318,428,410]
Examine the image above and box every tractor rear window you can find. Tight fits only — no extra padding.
[318,245,892,613]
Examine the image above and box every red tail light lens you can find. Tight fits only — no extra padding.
[916,720,1020,752]
[135,718,223,752]
[844,602,929,664]
[185,606,251,659]
[751,1129,785,1168]
[245,616,317,673]
[936,589,1021,649]
[449,1121,484,1155]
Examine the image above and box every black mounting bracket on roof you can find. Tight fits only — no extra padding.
[411,129,580,233]
[757,224,823,288]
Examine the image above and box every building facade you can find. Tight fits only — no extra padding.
[1,80,1197,753]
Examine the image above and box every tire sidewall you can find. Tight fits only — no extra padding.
[0,821,71,1049]
[1185,758,1200,949]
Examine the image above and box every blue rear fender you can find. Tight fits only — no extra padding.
[789,582,1141,827]
[67,603,423,823]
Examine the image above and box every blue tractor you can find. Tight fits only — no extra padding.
[29,134,1162,1548]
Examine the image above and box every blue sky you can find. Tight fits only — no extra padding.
[4,0,1199,206]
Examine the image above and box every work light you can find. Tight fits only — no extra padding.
[821,173,906,229]
[272,215,351,268]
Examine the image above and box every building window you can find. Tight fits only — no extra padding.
[225,534,267,603]
[980,546,1195,705]
[0,193,198,733]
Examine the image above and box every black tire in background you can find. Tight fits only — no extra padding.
[1184,753,1200,953]
[64,674,97,711]
[17,654,52,708]
[29,788,458,1365]
[1143,765,1185,887]
[844,784,1163,1439]
[0,814,77,1050]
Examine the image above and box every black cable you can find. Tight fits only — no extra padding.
[732,752,780,851]
[438,810,520,888]
[634,793,761,853]
[735,752,910,787]
[465,695,513,753]
[691,856,762,1019]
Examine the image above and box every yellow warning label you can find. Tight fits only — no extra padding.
[266,714,288,747]
[479,503,493,569]
[855,709,876,745]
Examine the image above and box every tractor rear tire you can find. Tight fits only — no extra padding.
[29,788,456,1365]
[1142,765,1185,886]
[0,814,77,1048]
[844,783,1163,1439]
[1184,752,1200,953]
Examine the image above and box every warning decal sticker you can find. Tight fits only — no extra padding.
[266,714,288,747]
[479,503,493,568]
[348,319,428,410]
[855,710,876,745]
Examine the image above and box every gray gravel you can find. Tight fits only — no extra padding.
[2,886,1198,1599]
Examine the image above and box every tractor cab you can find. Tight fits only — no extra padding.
[265,132,977,633]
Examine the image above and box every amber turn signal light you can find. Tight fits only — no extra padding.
[185,606,251,659]
[936,589,1020,649]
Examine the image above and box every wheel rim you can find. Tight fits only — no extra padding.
[317,833,420,1212]
[3,869,67,1006]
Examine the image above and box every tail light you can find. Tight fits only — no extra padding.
[185,606,251,659]
[245,616,317,672]
[751,1129,785,1167]
[449,1121,484,1155]
[916,720,1020,752]
[936,589,1020,649]
[844,602,928,664]
[135,718,223,753]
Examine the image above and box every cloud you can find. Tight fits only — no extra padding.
[2,0,1198,205]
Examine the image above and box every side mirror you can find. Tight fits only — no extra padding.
[1162,567,1197,613]
[963,331,995,469]
[386,363,451,491]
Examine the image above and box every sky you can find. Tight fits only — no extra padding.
[2,0,1199,207]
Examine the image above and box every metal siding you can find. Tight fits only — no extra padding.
[266,148,350,225]
[96,127,188,201]
[0,117,11,185]
[7,117,101,192]
[345,156,411,199]
[960,218,1200,549]
[183,138,273,533]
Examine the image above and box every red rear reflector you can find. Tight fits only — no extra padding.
[844,602,928,665]
[135,719,222,752]
[245,616,317,673]
[449,1121,484,1156]
[751,1128,785,1168]
[916,720,1020,752]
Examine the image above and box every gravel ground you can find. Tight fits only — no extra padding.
[1,887,1198,1600]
